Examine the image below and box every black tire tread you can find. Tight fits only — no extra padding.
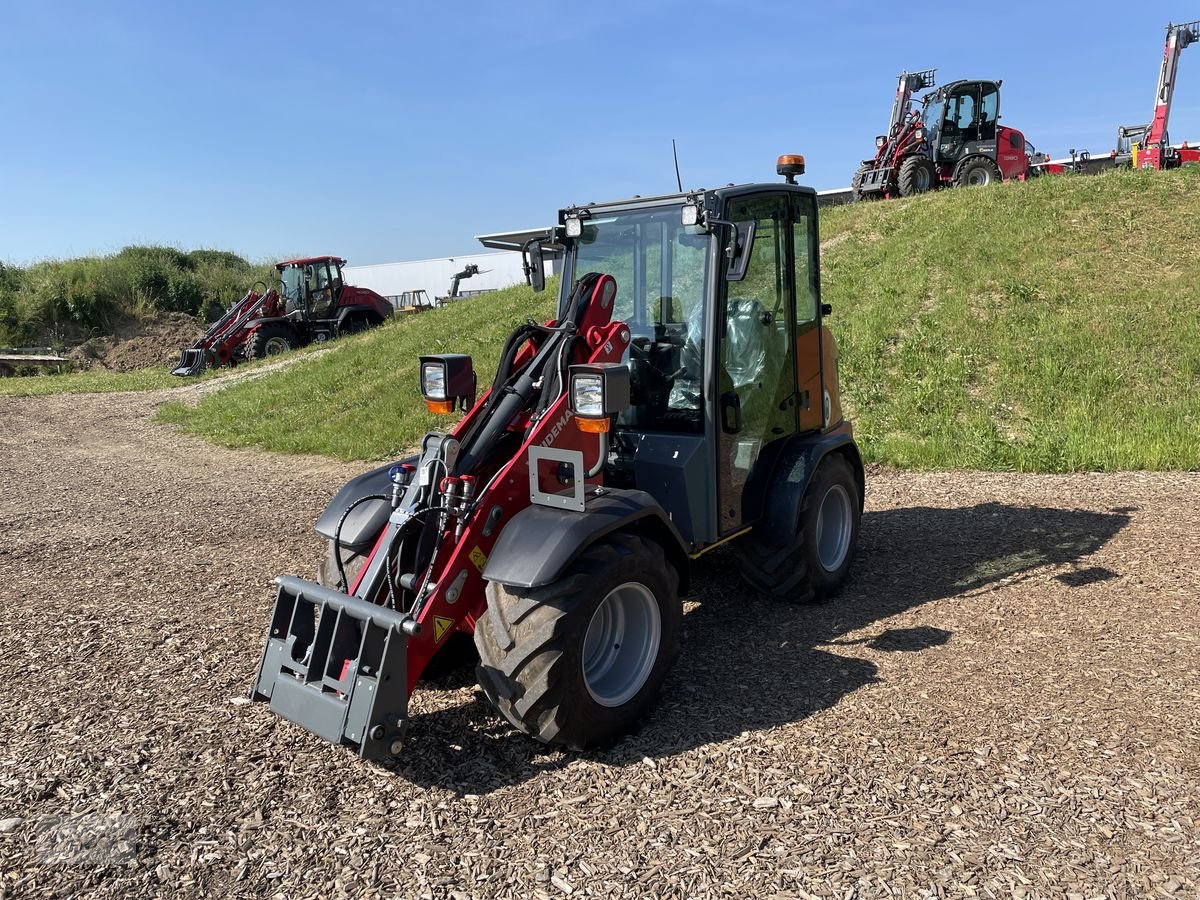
[735,454,860,603]
[245,323,295,360]
[953,156,1002,188]
[897,155,935,197]
[474,534,679,751]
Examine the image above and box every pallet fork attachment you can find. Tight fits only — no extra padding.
[251,575,411,761]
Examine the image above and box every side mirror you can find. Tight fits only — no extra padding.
[524,240,546,293]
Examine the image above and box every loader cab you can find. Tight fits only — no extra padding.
[276,257,345,320]
[556,184,829,544]
[923,79,1000,163]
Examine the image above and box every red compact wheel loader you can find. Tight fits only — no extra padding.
[172,256,393,376]
[252,157,865,759]
[854,70,1030,199]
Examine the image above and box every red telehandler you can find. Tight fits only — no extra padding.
[1030,20,1200,177]
[172,256,393,375]
[853,70,1031,199]
[251,157,866,759]
[1119,20,1200,170]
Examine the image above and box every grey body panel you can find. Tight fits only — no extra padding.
[314,458,415,551]
[482,487,690,592]
[620,432,710,548]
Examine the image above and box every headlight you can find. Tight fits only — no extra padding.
[571,374,605,417]
[421,362,446,400]
[913,128,925,142]
[876,135,887,149]
[568,363,631,434]
[564,216,583,238]
[419,354,475,414]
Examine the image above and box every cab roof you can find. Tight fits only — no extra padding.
[275,256,346,269]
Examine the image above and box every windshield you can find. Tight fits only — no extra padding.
[565,205,711,432]
[279,266,304,304]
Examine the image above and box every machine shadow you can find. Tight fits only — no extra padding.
[390,501,1131,794]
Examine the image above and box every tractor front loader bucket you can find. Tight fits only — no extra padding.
[172,347,208,377]
[252,575,410,760]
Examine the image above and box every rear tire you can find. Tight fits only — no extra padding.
[245,323,296,359]
[897,155,936,196]
[953,157,1002,188]
[735,454,861,602]
[474,533,682,750]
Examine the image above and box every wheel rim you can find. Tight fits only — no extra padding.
[815,484,854,573]
[967,168,991,186]
[915,167,931,192]
[581,582,661,708]
[264,336,290,355]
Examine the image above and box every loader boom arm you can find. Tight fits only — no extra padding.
[1147,20,1200,150]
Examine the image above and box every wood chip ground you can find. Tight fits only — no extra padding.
[0,392,1196,898]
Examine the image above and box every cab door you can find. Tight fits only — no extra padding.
[714,192,798,535]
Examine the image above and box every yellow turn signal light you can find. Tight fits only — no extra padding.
[574,416,611,434]
[425,399,455,414]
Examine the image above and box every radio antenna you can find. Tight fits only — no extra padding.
[672,139,683,192]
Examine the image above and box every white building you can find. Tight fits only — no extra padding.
[342,251,528,309]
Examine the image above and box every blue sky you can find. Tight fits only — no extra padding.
[3,1,1200,266]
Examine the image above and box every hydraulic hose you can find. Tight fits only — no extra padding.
[332,493,390,592]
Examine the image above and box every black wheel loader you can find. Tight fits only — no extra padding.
[252,156,865,759]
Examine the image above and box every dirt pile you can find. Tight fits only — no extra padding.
[65,313,205,372]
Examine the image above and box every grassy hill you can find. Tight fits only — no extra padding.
[0,246,271,347]
[160,168,1200,471]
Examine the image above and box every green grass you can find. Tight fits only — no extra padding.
[821,166,1200,470]
[0,367,198,397]
[157,282,559,459]
[159,168,1200,470]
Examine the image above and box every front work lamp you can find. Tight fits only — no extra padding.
[568,363,630,433]
[419,353,475,414]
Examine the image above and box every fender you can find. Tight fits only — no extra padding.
[335,304,386,329]
[754,424,864,549]
[482,488,690,593]
[314,457,416,551]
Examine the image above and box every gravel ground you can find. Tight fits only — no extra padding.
[0,391,1197,899]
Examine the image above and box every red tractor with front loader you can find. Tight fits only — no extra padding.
[172,256,392,376]
[853,70,1031,199]
[251,156,865,759]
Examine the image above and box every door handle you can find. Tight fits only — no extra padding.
[720,391,743,434]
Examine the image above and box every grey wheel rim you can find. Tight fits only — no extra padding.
[815,484,854,573]
[914,166,931,192]
[582,582,661,708]
[967,167,991,186]
[264,336,290,355]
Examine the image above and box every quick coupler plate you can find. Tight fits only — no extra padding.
[251,575,409,761]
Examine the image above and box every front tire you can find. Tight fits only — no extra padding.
[736,454,861,602]
[897,155,936,196]
[245,323,296,359]
[474,533,682,750]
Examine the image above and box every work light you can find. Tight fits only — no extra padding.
[913,128,925,142]
[419,354,475,414]
[565,216,583,238]
[568,363,630,434]
[876,135,887,148]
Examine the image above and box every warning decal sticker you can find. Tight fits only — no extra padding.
[433,616,454,642]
